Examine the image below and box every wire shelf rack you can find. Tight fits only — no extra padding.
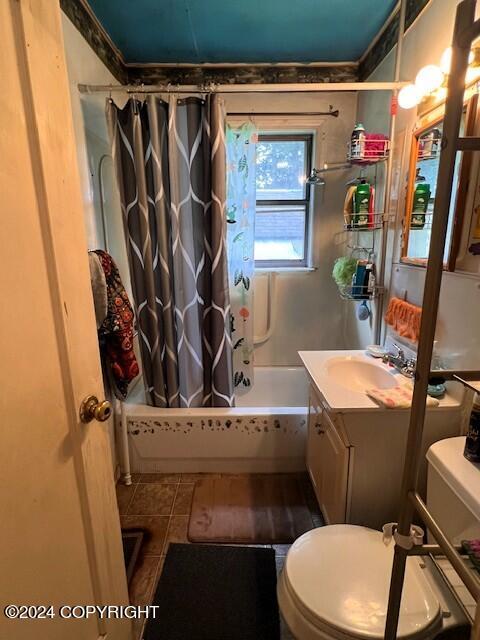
[417,131,442,161]
[344,212,385,231]
[410,212,433,230]
[338,284,384,301]
[347,137,390,164]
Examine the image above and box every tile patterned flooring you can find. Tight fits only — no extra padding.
[117,472,324,640]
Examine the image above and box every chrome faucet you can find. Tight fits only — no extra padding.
[382,344,416,378]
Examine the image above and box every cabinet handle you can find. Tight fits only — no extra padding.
[315,424,325,434]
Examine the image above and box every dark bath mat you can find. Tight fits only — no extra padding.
[121,529,144,585]
[143,543,280,640]
[189,474,313,544]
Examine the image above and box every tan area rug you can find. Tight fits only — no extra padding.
[188,474,313,544]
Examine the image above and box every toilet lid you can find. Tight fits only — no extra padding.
[283,525,441,640]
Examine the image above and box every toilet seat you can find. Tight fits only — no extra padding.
[278,525,443,640]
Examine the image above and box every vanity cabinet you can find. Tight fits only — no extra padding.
[306,381,463,530]
[307,391,350,524]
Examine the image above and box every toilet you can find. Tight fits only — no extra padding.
[278,436,478,639]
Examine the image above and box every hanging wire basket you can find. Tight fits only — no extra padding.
[343,212,384,231]
[410,212,433,230]
[338,284,384,300]
[417,131,442,161]
[347,137,390,164]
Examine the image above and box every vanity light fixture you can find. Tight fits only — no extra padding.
[440,46,475,74]
[399,46,480,110]
[415,65,444,95]
[398,84,422,109]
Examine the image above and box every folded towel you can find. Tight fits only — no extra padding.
[365,133,389,158]
[367,381,439,409]
[93,250,140,400]
[385,296,422,342]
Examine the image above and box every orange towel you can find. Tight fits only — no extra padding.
[385,297,422,342]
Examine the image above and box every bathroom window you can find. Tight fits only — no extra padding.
[255,134,313,269]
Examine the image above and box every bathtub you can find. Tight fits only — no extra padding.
[118,367,309,475]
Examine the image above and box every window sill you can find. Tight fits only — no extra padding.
[254,267,317,273]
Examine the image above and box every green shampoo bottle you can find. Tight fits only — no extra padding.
[353,180,371,227]
[411,183,431,229]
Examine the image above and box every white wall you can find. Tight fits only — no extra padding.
[61,14,129,472]
[353,0,480,365]
[225,92,358,365]
[62,14,114,248]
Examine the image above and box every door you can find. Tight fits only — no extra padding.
[319,411,349,524]
[1,2,130,639]
[306,388,350,524]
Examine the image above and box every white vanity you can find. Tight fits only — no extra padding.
[300,350,466,530]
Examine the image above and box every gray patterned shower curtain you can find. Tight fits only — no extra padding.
[106,95,234,408]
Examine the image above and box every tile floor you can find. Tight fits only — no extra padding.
[117,472,324,640]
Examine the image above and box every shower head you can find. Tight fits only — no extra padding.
[306,162,352,186]
[306,169,326,187]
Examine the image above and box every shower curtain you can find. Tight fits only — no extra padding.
[106,95,234,408]
[226,122,257,390]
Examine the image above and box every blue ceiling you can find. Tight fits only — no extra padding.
[87,0,397,64]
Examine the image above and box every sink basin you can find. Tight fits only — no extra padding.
[325,357,399,393]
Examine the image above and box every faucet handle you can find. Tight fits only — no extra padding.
[403,358,417,377]
[392,343,405,359]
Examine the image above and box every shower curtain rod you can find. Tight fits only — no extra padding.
[227,109,339,117]
[78,81,408,94]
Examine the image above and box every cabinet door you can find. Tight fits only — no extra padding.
[307,394,324,500]
[320,412,349,524]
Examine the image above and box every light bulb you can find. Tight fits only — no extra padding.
[466,66,480,84]
[415,65,444,95]
[435,87,448,102]
[440,48,452,75]
[398,84,421,109]
[440,47,474,74]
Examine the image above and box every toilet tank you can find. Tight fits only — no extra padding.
[427,436,480,544]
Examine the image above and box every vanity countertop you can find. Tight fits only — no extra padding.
[299,350,463,413]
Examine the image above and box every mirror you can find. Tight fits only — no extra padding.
[402,95,477,269]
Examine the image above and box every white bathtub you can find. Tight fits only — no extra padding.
[120,367,309,474]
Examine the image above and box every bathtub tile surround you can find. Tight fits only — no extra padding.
[118,471,322,640]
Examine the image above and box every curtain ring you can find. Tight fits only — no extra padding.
[132,93,139,115]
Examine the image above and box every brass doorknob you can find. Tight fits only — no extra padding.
[80,395,112,423]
